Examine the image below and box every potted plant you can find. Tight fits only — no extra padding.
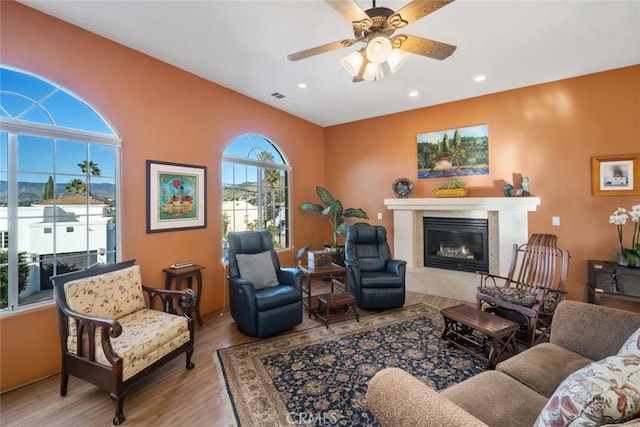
[300,186,369,264]
[435,178,469,198]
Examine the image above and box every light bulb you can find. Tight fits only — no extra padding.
[365,35,392,65]
[341,51,364,77]
[363,62,384,81]
[387,49,410,73]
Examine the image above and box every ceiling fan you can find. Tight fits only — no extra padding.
[287,0,457,82]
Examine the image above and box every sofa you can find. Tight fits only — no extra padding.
[367,300,640,427]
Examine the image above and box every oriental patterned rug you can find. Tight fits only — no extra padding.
[214,303,484,426]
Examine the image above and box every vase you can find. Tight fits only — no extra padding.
[616,251,639,268]
[616,253,628,267]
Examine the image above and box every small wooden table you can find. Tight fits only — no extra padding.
[440,304,519,369]
[316,284,360,328]
[298,263,347,318]
[163,264,205,326]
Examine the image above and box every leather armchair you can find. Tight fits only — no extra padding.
[227,230,303,337]
[345,224,407,310]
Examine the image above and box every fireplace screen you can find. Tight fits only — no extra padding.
[423,217,489,273]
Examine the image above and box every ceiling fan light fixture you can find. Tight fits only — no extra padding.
[363,62,384,81]
[387,49,410,73]
[341,51,364,77]
[365,35,392,65]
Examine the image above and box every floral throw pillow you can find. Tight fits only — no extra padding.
[534,355,640,427]
[619,328,640,357]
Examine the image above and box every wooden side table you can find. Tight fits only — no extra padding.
[316,292,359,328]
[298,263,347,318]
[163,264,205,326]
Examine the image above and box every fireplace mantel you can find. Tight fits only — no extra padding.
[384,197,541,212]
[383,197,541,302]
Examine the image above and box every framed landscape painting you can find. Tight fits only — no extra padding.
[146,160,207,232]
[417,124,489,179]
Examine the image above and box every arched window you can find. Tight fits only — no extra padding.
[222,134,290,254]
[0,64,121,312]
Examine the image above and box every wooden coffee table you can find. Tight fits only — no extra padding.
[440,304,519,368]
[316,291,359,328]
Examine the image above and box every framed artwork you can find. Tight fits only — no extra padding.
[416,124,489,179]
[591,154,640,196]
[146,160,207,232]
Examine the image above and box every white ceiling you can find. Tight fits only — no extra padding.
[19,0,640,127]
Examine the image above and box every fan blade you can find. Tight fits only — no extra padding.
[353,53,367,83]
[388,0,455,29]
[391,34,456,60]
[288,39,359,61]
[326,0,373,30]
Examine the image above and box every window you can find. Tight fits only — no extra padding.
[222,134,290,256]
[0,65,121,312]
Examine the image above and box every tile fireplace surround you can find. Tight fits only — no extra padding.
[384,197,541,303]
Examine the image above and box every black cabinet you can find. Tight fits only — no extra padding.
[587,260,640,304]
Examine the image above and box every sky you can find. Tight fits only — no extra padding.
[417,124,489,145]
[1,66,117,185]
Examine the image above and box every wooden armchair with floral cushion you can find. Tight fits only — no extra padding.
[51,260,195,425]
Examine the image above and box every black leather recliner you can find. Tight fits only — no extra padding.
[227,230,303,337]
[345,224,407,310]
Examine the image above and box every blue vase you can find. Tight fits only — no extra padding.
[503,183,513,197]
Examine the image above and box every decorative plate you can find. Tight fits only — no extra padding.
[392,178,414,198]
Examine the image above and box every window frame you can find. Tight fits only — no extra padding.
[0,65,122,314]
[222,134,292,254]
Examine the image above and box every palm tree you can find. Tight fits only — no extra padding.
[66,178,86,195]
[259,152,279,228]
[77,160,101,197]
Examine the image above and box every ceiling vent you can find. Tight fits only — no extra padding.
[271,92,286,99]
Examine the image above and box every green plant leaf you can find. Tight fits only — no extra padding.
[439,178,465,189]
[343,208,369,219]
[300,202,323,213]
[624,252,639,268]
[316,186,336,207]
[294,244,311,262]
[334,200,344,222]
[337,222,348,237]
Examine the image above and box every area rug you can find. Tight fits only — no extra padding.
[214,303,485,426]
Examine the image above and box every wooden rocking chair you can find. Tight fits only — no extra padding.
[476,234,570,347]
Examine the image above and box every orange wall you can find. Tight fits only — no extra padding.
[325,65,640,310]
[0,2,327,391]
[1,1,639,392]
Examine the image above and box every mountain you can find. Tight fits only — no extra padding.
[0,181,116,206]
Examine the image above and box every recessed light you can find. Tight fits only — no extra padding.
[409,91,419,97]
[474,75,486,82]
[297,83,307,89]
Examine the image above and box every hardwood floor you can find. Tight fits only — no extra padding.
[0,291,466,427]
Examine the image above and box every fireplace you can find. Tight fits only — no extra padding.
[383,197,540,303]
[423,217,489,273]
